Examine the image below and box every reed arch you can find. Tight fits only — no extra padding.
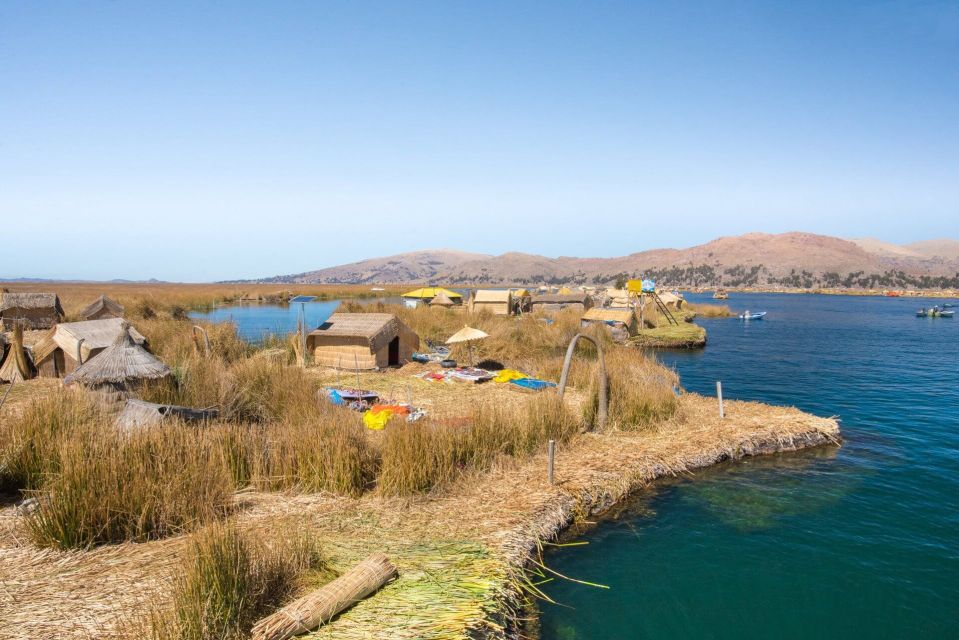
[557,333,608,431]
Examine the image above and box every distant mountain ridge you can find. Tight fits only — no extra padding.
[239,232,959,289]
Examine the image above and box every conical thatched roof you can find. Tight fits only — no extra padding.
[64,323,170,386]
[429,291,456,307]
[0,323,32,383]
[78,295,125,320]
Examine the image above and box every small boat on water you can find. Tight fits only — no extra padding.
[739,310,766,320]
[942,303,955,308]
[917,306,954,318]
[713,288,729,300]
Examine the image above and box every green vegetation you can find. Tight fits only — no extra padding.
[146,523,325,640]
[630,322,707,349]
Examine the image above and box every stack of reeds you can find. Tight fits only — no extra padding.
[251,553,397,640]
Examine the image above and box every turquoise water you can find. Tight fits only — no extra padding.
[540,293,959,640]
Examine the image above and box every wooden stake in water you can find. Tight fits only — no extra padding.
[548,440,556,485]
[717,380,725,419]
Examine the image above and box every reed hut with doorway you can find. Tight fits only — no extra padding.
[64,323,170,399]
[469,289,513,315]
[530,292,593,313]
[31,318,147,378]
[78,295,125,320]
[0,292,64,330]
[581,308,639,343]
[307,313,419,370]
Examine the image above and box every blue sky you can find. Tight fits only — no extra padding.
[1,1,957,281]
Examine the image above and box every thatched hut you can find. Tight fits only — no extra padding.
[469,290,513,315]
[657,291,687,310]
[64,323,170,396]
[30,318,147,378]
[429,291,457,308]
[581,308,639,343]
[530,293,593,313]
[401,288,462,309]
[604,288,634,309]
[0,292,64,330]
[78,295,125,320]
[307,313,419,370]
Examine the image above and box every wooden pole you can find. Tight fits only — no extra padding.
[717,381,725,419]
[547,440,556,485]
[299,302,309,366]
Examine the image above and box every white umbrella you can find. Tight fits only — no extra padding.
[446,326,489,366]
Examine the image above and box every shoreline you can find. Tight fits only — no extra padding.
[0,393,840,638]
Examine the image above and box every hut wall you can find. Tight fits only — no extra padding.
[471,301,510,315]
[34,350,87,378]
[311,336,378,370]
[1,308,58,330]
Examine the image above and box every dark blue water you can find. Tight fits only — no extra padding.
[540,293,959,640]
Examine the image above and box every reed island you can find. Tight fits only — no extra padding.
[0,283,839,639]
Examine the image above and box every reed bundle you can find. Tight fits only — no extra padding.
[250,553,397,640]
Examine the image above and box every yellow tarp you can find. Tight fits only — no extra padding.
[492,369,529,383]
[401,287,463,300]
[363,409,393,430]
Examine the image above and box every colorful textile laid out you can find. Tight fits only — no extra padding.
[323,387,382,411]
[492,369,528,383]
[362,403,426,430]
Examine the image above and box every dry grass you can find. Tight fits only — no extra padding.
[0,389,100,492]
[25,422,234,549]
[687,302,734,318]
[141,522,325,640]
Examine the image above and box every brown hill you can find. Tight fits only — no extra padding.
[255,232,959,289]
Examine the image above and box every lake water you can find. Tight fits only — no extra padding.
[187,298,404,342]
[539,293,959,640]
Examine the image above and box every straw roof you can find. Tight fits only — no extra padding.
[401,287,462,300]
[429,292,456,307]
[33,318,146,364]
[309,313,412,353]
[582,308,636,324]
[0,292,61,312]
[64,324,170,386]
[446,326,489,344]
[472,290,511,303]
[78,295,125,320]
[657,291,685,306]
[0,323,32,383]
